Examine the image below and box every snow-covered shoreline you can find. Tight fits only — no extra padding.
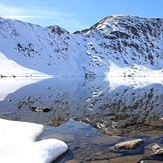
[0,118,68,163]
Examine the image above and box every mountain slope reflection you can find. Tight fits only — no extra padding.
[0,77,163,136]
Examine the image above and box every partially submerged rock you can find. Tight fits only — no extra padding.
[114,139,144,150]
[30,106,52,112]
[152,144,163,155]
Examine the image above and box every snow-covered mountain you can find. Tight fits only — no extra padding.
[0,15,163,77]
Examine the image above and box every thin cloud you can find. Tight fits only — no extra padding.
[0,3,87,32]
[3,16,35,19]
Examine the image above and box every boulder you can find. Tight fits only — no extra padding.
[114,139,144,150]
[152,144,163,155]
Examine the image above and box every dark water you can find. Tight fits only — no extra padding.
[0,77,163,162]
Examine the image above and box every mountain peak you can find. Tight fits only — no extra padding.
[81,15,163,34]
[80,15,131,34]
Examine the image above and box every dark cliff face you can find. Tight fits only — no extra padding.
[0,15,163,76]
[48,25,70,35]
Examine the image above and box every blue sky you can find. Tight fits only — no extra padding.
[0,0,163,32]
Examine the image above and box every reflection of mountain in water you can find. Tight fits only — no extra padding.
[0,77,163,136]
[0,78,44,100]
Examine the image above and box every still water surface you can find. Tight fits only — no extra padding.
[0,77,163,162]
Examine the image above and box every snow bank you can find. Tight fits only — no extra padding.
[107,61,163,77]
[0,118,68,163]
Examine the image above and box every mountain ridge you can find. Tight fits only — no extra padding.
[0,15,163,77]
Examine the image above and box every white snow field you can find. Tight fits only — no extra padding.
[0,52,51,77]
[0,118,68,163]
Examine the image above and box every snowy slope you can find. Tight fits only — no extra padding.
[0,52,49,77]
[77,15,163,76]
[0,15,163,77]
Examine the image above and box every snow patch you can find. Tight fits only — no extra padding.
[0,52,51,77]
[107,61,163,77]
[0,118,68,163]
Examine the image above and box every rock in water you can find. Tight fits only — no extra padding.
[114,139,144,150]
[152,144,163,155]
[30,106,52,112]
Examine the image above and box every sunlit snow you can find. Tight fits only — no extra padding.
[0,52,51,77]
[0,118,68,163]
[106,61,163,77]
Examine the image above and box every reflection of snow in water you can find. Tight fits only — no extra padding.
[0,77,163,136]
[105,76,163,92]
[0,77,47,100]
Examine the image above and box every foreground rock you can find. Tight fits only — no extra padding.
[152,144,163,155]
[114,139,144,150]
